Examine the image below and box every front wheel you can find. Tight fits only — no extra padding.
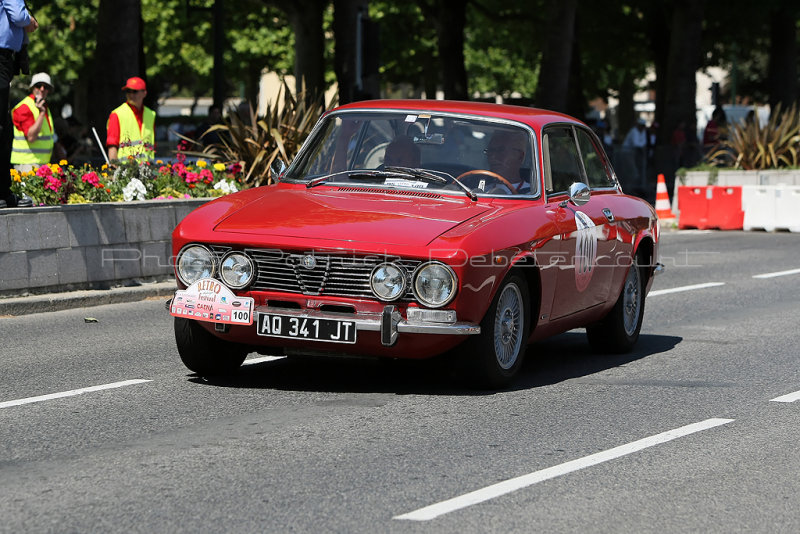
[174,317,248,376]
[464,274,530,389]
[586,255,645,353]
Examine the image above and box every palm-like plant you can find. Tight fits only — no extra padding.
[709,104,800,169]
[201,81,336,186]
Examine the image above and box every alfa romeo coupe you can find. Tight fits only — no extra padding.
[170,100,660,387]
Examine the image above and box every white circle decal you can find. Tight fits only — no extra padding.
[574,211,597,292]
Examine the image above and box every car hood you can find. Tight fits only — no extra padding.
[213,187,491,246]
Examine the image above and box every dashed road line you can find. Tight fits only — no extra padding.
[770,390,800,403]
[649,282,725,297]
[752,268,800,279]
[242,355,286,366]
[0,379,151,409]
[394,418,734,521]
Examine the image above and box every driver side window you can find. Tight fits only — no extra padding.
[544,126,584,195]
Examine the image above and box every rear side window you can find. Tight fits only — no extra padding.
[575,128,615,189]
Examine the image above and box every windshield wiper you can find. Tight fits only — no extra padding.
[307,167,477,201]
[385,167,477,201]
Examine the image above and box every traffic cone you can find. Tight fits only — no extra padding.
[654,173,676,221]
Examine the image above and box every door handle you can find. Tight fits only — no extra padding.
[602,208,614,222]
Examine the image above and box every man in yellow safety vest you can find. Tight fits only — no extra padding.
[106,76,156,161]
[10,72,55,172]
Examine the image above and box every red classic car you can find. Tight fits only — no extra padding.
[170,100,660,387]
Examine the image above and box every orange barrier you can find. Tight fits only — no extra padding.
[678,186,744,230]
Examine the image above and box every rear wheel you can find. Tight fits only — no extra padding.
[464,274,530,389]
[586,255,645,353]
[174,317,248,376]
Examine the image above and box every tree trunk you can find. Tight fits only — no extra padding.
[662,0,704,164]
[436,0,468,100]
[334,0,379,104]
[284,0,327,103]
[535,0,576,112]
[88,0,144,144]
[768,5,798,110]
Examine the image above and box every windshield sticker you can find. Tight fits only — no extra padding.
[405,115,417,123]
[384,178,429,189]
[574,211,598,292]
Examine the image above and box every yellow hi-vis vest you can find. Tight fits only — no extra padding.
[11,96,54,165]
[110,103,156,160]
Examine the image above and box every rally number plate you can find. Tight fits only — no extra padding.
[257,313,357,344]
[170,278,253,326]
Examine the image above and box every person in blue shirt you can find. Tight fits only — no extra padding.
[0,0,37,208]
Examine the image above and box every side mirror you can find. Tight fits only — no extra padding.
[566,182,590,206]
[270,158,287,180]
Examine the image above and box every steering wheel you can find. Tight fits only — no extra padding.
[454,169,518,194]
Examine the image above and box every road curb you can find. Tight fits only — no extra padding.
[0,281,176,317]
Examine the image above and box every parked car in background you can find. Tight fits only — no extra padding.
[170,99,661,388]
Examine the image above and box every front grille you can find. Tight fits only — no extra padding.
[212,245,421,300]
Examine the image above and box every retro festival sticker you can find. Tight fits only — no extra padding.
[170,278,254,326]
[574,211,598,293]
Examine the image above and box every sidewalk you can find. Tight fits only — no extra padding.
[0,280,176,317]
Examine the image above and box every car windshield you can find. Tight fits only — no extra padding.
[284,111,537,197]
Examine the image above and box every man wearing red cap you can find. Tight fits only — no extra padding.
[106,76,156,161]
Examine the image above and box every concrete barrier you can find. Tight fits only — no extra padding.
[0,199,209,297]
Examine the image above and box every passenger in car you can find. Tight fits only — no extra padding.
[485,130,530,193]
[383,137,421,168]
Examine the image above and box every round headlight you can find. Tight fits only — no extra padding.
[177,245,215,286]
[370,263,406,301]
[220,252,255,289]
[413,262,457,308]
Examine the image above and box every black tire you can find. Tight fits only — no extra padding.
[174,317,248,376]
[464,274,530,389]
[586,254,646,353]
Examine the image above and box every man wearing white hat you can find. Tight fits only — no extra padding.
[11,72,55,171]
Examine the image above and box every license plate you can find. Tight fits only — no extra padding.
[257,313,357,343]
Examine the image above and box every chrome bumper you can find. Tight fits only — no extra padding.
[256,305,481,347]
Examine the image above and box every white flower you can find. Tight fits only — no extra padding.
[123,178,148,201]
[213,180,238,195]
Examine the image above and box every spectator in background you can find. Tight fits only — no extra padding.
[703,106,727,154]
[106,76,156,162]
[623,118,648,188]
[198,104,223,147]
[0,0,37,209]
[11,72,54,172]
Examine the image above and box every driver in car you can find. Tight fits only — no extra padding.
[485,130,530,194]
[383,136,421,168]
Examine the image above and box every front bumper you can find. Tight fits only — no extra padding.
[253,304,480,347]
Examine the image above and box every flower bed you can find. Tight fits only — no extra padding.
[10,145,245,206]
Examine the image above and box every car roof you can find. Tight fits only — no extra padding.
[333,99,584,129]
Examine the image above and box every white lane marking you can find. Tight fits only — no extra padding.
[0,379,151,409]
[394,418,734,522]
[770,390,800,403]
[752,268,800,279]
[649,282,725,297]
[242,355,286,366]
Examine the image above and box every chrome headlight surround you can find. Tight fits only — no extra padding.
[219,251,255,289]
[176,244,215,286]
[370,262,407,301]
[412,262,457,308]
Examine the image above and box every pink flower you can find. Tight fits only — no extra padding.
[159,165,170,174]
[44,176,63,192]
[172,162,186,177]
[81,171,100,187]
[200,168,214,183]
[185,171,199,184]
[36,165,53,178]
